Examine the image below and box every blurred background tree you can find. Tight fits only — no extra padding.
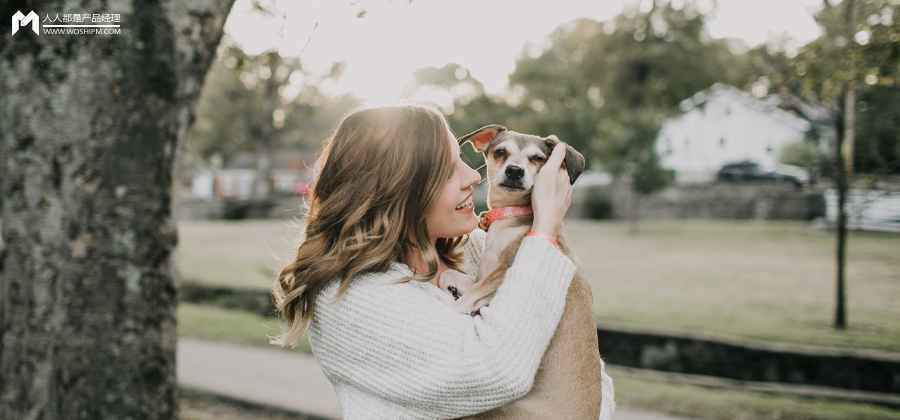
[740,0,898,329]
[186,41,359,168]
[744,0,899,177]
[185,0,897,181]
[479,2,740,229]
[507,3,741,169]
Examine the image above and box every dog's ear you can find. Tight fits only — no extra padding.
[544,135,585,185]
[458,124,507,153]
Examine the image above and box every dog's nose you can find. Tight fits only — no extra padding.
[505,165,525,180]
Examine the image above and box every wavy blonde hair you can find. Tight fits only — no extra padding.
[271,104,468,348]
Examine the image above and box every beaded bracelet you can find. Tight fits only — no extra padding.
[526,230,560,248]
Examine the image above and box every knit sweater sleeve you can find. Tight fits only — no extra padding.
[461,228,486,277]
[308,235,576,418]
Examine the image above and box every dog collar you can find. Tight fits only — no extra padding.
[478,206,533,230]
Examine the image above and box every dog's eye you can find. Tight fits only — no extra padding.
[493,149,506,159]
[529,155,546,163]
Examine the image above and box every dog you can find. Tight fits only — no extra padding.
[438,125,612,419]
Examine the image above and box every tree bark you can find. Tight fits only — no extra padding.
[0,1,234,418]
[834,92,849,330]
[833,0,857,330]
[628,188,641,235]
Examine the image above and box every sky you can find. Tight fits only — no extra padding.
[225,0,824,104]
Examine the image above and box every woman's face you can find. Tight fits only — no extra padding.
[424,128,482,240]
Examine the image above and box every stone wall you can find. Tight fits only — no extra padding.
[599,325,900,394]
[573,182,826,220]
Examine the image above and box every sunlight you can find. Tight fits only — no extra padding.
[224,0,821,103]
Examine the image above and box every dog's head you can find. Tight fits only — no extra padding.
[458,124,585,207]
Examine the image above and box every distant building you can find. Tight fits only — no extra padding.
[656,83,817,184]
[189,150,316,200]
[191,168,261,200]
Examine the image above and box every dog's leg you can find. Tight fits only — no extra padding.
[456,235,524,313]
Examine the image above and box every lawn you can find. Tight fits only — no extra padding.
[611,366,900,420]
[176,219,900,352]
[177,303,312,353]
[565,219,900,353]
[176,220,302,291]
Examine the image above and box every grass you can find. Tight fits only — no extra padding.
[176,304,900,420]
[175,219,302,291]
[177,218,900,353]
[564,219,900,353]
[176,302,312,353]
[611,366,900,420]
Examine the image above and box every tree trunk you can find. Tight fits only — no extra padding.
[834,91,849,330]
[0,1,234,418]
[628,190,641,235]
[251,54,283,202]
[833,0,857,330]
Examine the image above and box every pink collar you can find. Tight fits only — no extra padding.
[478,206,533,230]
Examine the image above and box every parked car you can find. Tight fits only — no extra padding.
[716,161,807,188]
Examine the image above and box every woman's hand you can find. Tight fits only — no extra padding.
[531,142,573,238]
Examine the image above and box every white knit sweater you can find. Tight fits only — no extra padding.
[308,228,615,419]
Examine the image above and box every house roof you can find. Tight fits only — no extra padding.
[675,83,812,132]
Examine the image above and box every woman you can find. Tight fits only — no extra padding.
[272,104,594,418]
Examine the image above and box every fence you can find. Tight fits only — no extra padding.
[824,189,900,233]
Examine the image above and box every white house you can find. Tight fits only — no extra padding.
[656,83,812,184]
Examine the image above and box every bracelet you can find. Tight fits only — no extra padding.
[526,230,559,247]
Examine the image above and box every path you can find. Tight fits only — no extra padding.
[177,338,692,420]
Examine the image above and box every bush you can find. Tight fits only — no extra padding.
[585,191,614,219]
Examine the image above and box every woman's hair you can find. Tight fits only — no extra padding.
[271,104,468,348]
